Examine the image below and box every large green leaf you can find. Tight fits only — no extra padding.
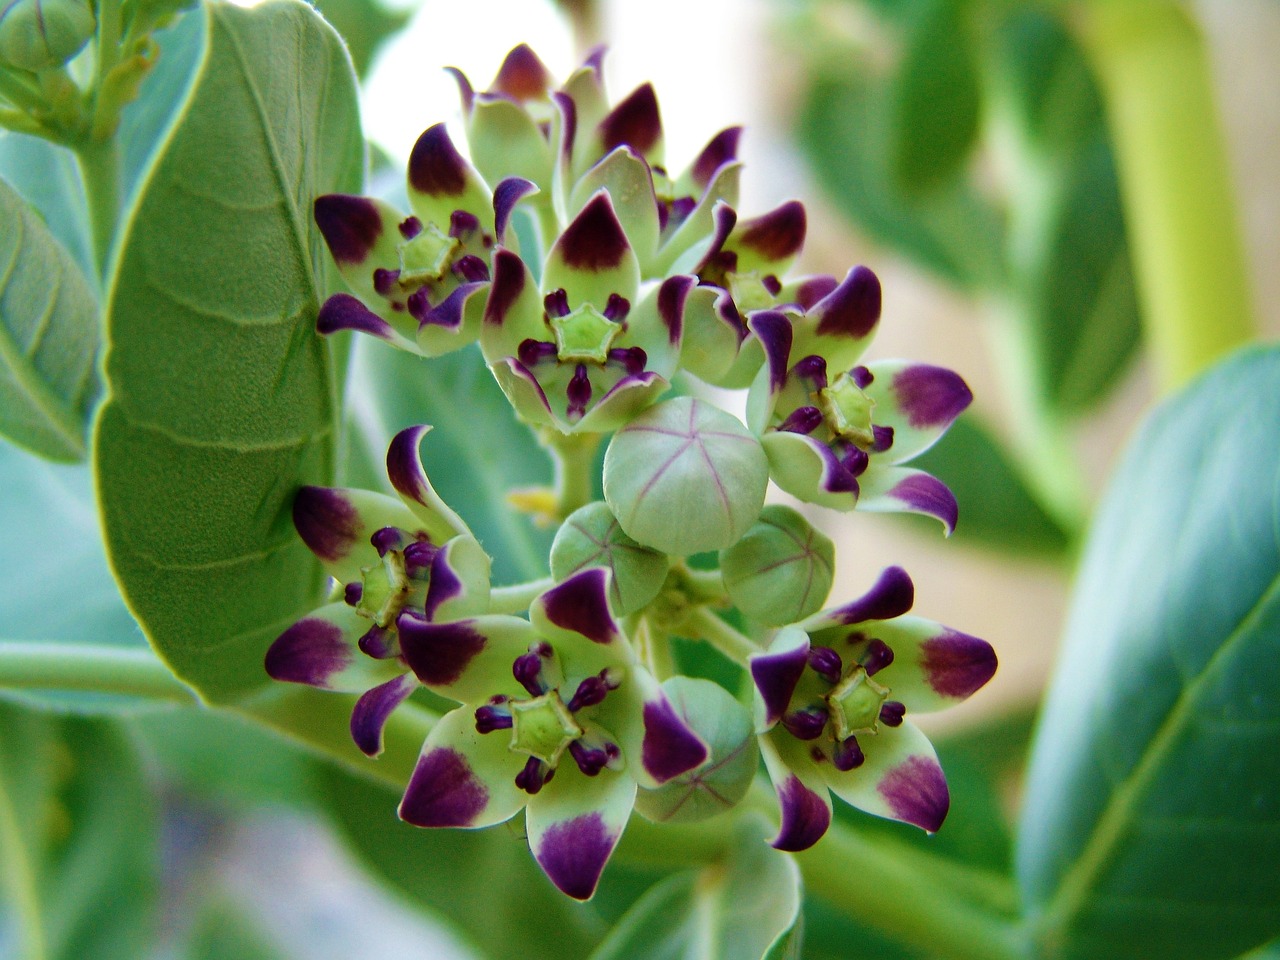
[1017,346,1280,960]
[0,135,93,279]
[95,0,363,703]
[588,817,802,960]
[0,178,99,462]
[0,703,158,960]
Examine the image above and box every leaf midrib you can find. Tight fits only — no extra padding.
[1039,567,1280,945]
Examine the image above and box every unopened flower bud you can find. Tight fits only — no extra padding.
[550,501,668,615]
[0,0,94,70]
[720,505,834,625]
[603,397,768,555]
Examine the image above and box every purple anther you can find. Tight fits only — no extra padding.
[474,703,514,734]
[544,288,571,318]
[851,365,874,389]
[452,255,489,284]
[358,626,397,659]
[568,740,612,776]
[566,673,611,712]
[860,638,895,676]
[762,274,782,296]
[518,339,557,366]
[807,645,843,683]
[879,701,906,727]
[608,346,647,375]
[782,707,829,741]
[779,406,823,435]
[373,268,400,296]
[406,286,432,323]
[515,756,549,794]
[399,216,423,239]
[662,196,696,233]
[371,526,405,557]
[839,444,869,478]
[566,364,592,420]
[792,354,828,389]
[603,293,630,322]
[449,209,481,241]
[343,582,363,606]
[871,425,895,453]
[513,651,547,696]
[833,735,865,772]
[403,540,439,578]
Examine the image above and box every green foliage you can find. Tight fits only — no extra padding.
[587,817,802,960]
[312,0,409,77]
[0,177,99,462]
[0,135,93,278]
[0,702,157,960]
[1017,346,1280,960]
[94,0,363,703]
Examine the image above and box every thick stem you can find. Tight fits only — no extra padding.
[489,577,556,615]
[73,136,121,282]
[1076,1,1255,391]
[681,606,760,663]
[0,642,196,703]
[542,429,601,521]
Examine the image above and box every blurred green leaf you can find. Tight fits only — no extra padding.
[589,817,802,960]
[796,68,1003,291]
[1017,345,1280,960]
[887,0,981,193]
[992,11,1141,413]
[182,897,286,960]
[909,415,1071,556]
[313,0,410,77]
[318,763,601,960]
[346,338,555,584]
[0,702,157,960]
[0,177,99,462]
[95,0,363,703]
[0,135,93,278]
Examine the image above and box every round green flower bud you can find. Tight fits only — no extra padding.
[719,505,834,626]
[550,501,669,616]
[634,677,757,824]
[603,397,768,556]
[0,0,95,71]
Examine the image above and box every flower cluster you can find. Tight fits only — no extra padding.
[268,44,997,900]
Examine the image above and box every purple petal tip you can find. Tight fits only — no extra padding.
[641,698,708,783]
[922,631,997,699]
[314,194,383,264]
[598,82,662,156]
[292,486,359,563]
[400,748,490,827]
[540,569,619,645]
[409,123,470,197]
[879,756,949,833]
[831,566,915,625]
[265,617,348,688]
[772,775,830,852]
[814,265,881,339]
[891,365,973,429]
[535,812,617,900]
[399,618,487,687]
[557,193,630,271]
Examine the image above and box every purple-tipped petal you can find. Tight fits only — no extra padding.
[749,628,810,728]
[491,43,553,101]
[265,616,351,688]
[868,471,959,535]
[557,192,630,271]
[690,126,742,190]
[921,631,998,699]
[446,66,475,114]
[398,618,487,687]
[778,406,823,435]
[484,248,529,326]
[641,696,709,783]
[416,282,486,330]
[736,201,806,263]
[317,294,397,341]
[657,274,694,345]
[314,195,383,264]
[533,812,617,900]
[494,177,539,243]
[385,426,467,540]
[351,674,418,757]
[878,755,949,833]
[793,275,839,310]
[409,124,470,197]
[537,568,619,645]
[824,566,915,626]
[748,310,793,393]
[553,90,577,164]
[813,265,881,340]
[695,202,738,275]
[773,773,831,852]
[598,82,662,156]
[399,747,491,827]
[891,364,974,429]
[292,486,359,563]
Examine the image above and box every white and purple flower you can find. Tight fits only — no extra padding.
[394,567,708,900]
[748,566,996,852]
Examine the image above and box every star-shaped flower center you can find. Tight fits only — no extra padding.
[551,303,622,364]
[817,371,876,448]
[826,664,891,740]
[398,221,460,285]
[510,691,584,766]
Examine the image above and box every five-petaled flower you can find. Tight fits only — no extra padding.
[745,266,973,532]
[394,567,708,900]
[748,566,997,851]
[264,426,491,757]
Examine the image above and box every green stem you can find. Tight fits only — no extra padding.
[0,642,197,703]
[489,577,556,615]
[73,135,121,282]
[1076,0,1255,392]
[0,744,46,960]
[541,429,601,521]
[0,69,47,114]
[680,606,760,663]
